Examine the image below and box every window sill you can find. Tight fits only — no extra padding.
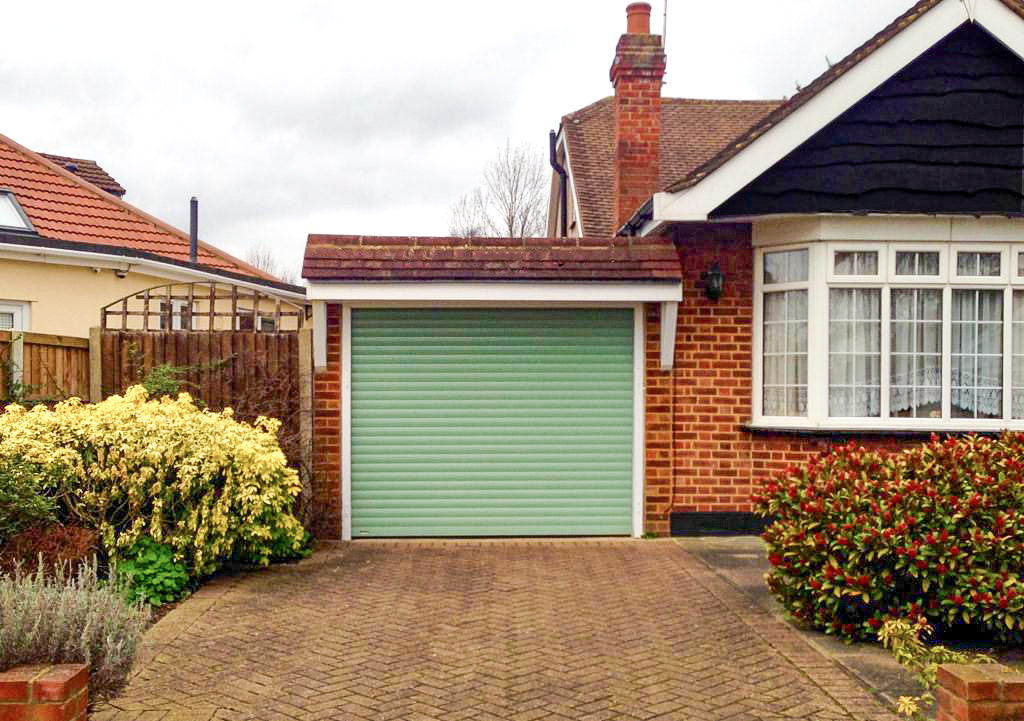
[742,421,1011,437]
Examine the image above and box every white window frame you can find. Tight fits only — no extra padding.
[753,240,1024,432]
[888,243,948,284]
[826,242,886,284]
[1011,244,1024,285]
[951,243,1010,285]
[0,301,29,331]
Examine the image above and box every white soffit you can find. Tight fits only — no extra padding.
[306,281,683,303]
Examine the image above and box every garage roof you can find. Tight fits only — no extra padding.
[302,235,682,282]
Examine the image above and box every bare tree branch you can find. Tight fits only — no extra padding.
[448,189,490,238]
[450,140,546,239]
[245,243,298,284]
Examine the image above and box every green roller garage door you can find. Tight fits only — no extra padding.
[350,308,634,537]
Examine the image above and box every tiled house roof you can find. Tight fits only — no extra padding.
[0,133,272,279]
[562,97,779,237]
[303,235,682,282]
[38,153,126,197]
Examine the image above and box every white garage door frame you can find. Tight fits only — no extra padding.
[339,300,648,540]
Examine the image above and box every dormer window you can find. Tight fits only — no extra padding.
[0,192,34,232]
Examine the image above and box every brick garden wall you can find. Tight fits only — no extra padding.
[0,664,89,720]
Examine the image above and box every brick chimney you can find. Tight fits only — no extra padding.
[610,2,666,233]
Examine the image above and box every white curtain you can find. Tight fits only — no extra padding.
[890,289,943,416]
[829,289,880,417]
[952,289,1003,418]
[763,290,807,417]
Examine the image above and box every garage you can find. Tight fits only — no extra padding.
[349,307,635,537]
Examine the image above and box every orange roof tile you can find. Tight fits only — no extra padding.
[0,133,274,280]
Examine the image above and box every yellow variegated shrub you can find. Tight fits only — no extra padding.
[0,386,305,577]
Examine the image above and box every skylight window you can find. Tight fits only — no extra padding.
[0,192,33,231]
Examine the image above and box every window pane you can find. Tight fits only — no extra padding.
[829,288,881,417]
[1018,252,1024,279]
[957,251,1001,277]
[1013,291,1024,419]
[980,252,1001,277]
[764,249,808,285]
[957,252,978,277]
[952,289,1003,419]
[857,252,879,276]
[890,289,943,418]
[0,194,30,230]
[834,251,878,276]
[834,252,855,276]
[895,251,940,276]
[763,289,808,417]
[0,312,12,330]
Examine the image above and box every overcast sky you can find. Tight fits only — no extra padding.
[0,0,920,280]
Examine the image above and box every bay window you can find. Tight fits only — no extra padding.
[754,240,1024,429]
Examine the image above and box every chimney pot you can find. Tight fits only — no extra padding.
[626,2,652,34]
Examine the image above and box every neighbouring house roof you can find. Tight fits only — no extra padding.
[562,97,780,237]
[0,132,276,281]
[37,153,126,197]
[662,0,1024,195]
[302,235,682,282]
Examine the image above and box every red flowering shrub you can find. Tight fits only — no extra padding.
[753,433,1024,642]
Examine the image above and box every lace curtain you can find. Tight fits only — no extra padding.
[951,289,1003,418]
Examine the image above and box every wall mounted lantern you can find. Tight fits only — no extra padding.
[700,262,725,301]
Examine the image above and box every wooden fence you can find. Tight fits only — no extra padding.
[95,327,315,524]
[0,330,91,402]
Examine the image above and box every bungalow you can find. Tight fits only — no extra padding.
[0,133,303,338]
[306,0,1024,539]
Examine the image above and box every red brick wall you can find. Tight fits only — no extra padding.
[642,224,928,536]
[312,303,341,539]
[0,664,89,720]
[610,32,665,233]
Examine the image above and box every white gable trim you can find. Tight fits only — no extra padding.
[649,0,1017,226]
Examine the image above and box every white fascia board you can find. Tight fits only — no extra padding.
[0,242,306,301]
[752,214,1024,247]
[977,0,1024,59]
[559,131,585,237]
[306,281,683,303]
[655,0,968,223]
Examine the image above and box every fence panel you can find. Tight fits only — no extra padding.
[97,328,313,524]
[0,331,90,402]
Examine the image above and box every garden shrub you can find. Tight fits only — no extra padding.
[0,385,306,579]
[754,433,1024,643]
[0,559,149,698]
[0,524,97,577]
[117,537,190,606]
[0,460,55,544]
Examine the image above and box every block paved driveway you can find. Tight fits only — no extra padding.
[94,541,898,721]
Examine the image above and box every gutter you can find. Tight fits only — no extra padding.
[617,196,655,237]
[549,129,569,237]
[0,232,307,301]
